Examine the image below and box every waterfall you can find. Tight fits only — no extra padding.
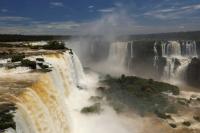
[161,41,167,57]
[106,41,128,75]
[161,41,197,82]
[153,41,158,69]
[108,41,128,66]
[183,41,197,57]
[130,41,134,58]
[70,53,86,86]
[128,41,134,73]
[1,47,135,133]
[0,50,86,133]
[161,41,181,57]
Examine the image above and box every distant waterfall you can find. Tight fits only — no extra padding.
[108,41,128,66]
[161,41,197,57]
[128,41,134,72]
[183,41,197,57]
[104,41,129,75]
[130,41,134,58]
[160,41,197,82]
[153,41,158,69]
[162,41,181,57]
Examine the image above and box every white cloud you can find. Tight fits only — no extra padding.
[97,8,115,13]
[144,4,200,20]
[0,16,30,21]
[114,2,123,7]
[88,5,94,9]
[1,5,200,35]
[37,22,80,30]
[50,2,64,7]
[179,25,185,29]
[181,4,200,10]
[1,9,8,13]
[0,21,80,35]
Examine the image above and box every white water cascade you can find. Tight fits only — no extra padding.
[0,50,86,133]
[128,41,134,72]
[106,41,128,75]
[153,41,158,69]
[1,46,143,133]
[161,41,197,82]
[130,41,134,59]
[108,41,128,65]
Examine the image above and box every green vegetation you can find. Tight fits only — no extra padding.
[81,103,102,114]
[169,123,177,128]
[0,34,71,42]
[1,51,52,72]
[89,96,103,102]
[0,103,16,131]
[37,63,49,69]
[11,53,25,62]
[177,98,190,105]
[30,40,67,50]
[193,116,200,122]
[36,58,44,62]
[155,110,171,119]
[37,62,52,72]
[182,121,191,127]
[21,59,36,69]
[102,75,179,115]
[103,75,179,95]
[42,41,65,50]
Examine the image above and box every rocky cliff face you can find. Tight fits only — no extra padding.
[186,57,200,87]
[126,40,159,78]
[196,41,200,57]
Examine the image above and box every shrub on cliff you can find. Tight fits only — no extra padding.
[11,53,25,62]
[36,58,44,62]
[21,59,36,69]
[43,41,65,50]
[37,63,49,69]
[0,103,16,131]
[81,103,102,114]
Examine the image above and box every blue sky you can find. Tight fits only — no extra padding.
[0,0,200,35]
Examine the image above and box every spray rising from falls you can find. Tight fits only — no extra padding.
[160,41,197,82]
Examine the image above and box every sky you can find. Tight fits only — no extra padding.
[0,0,200,35]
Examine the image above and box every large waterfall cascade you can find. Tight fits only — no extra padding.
[0,49,86,133]
[0,45,137,133]
[160,41,198,82]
